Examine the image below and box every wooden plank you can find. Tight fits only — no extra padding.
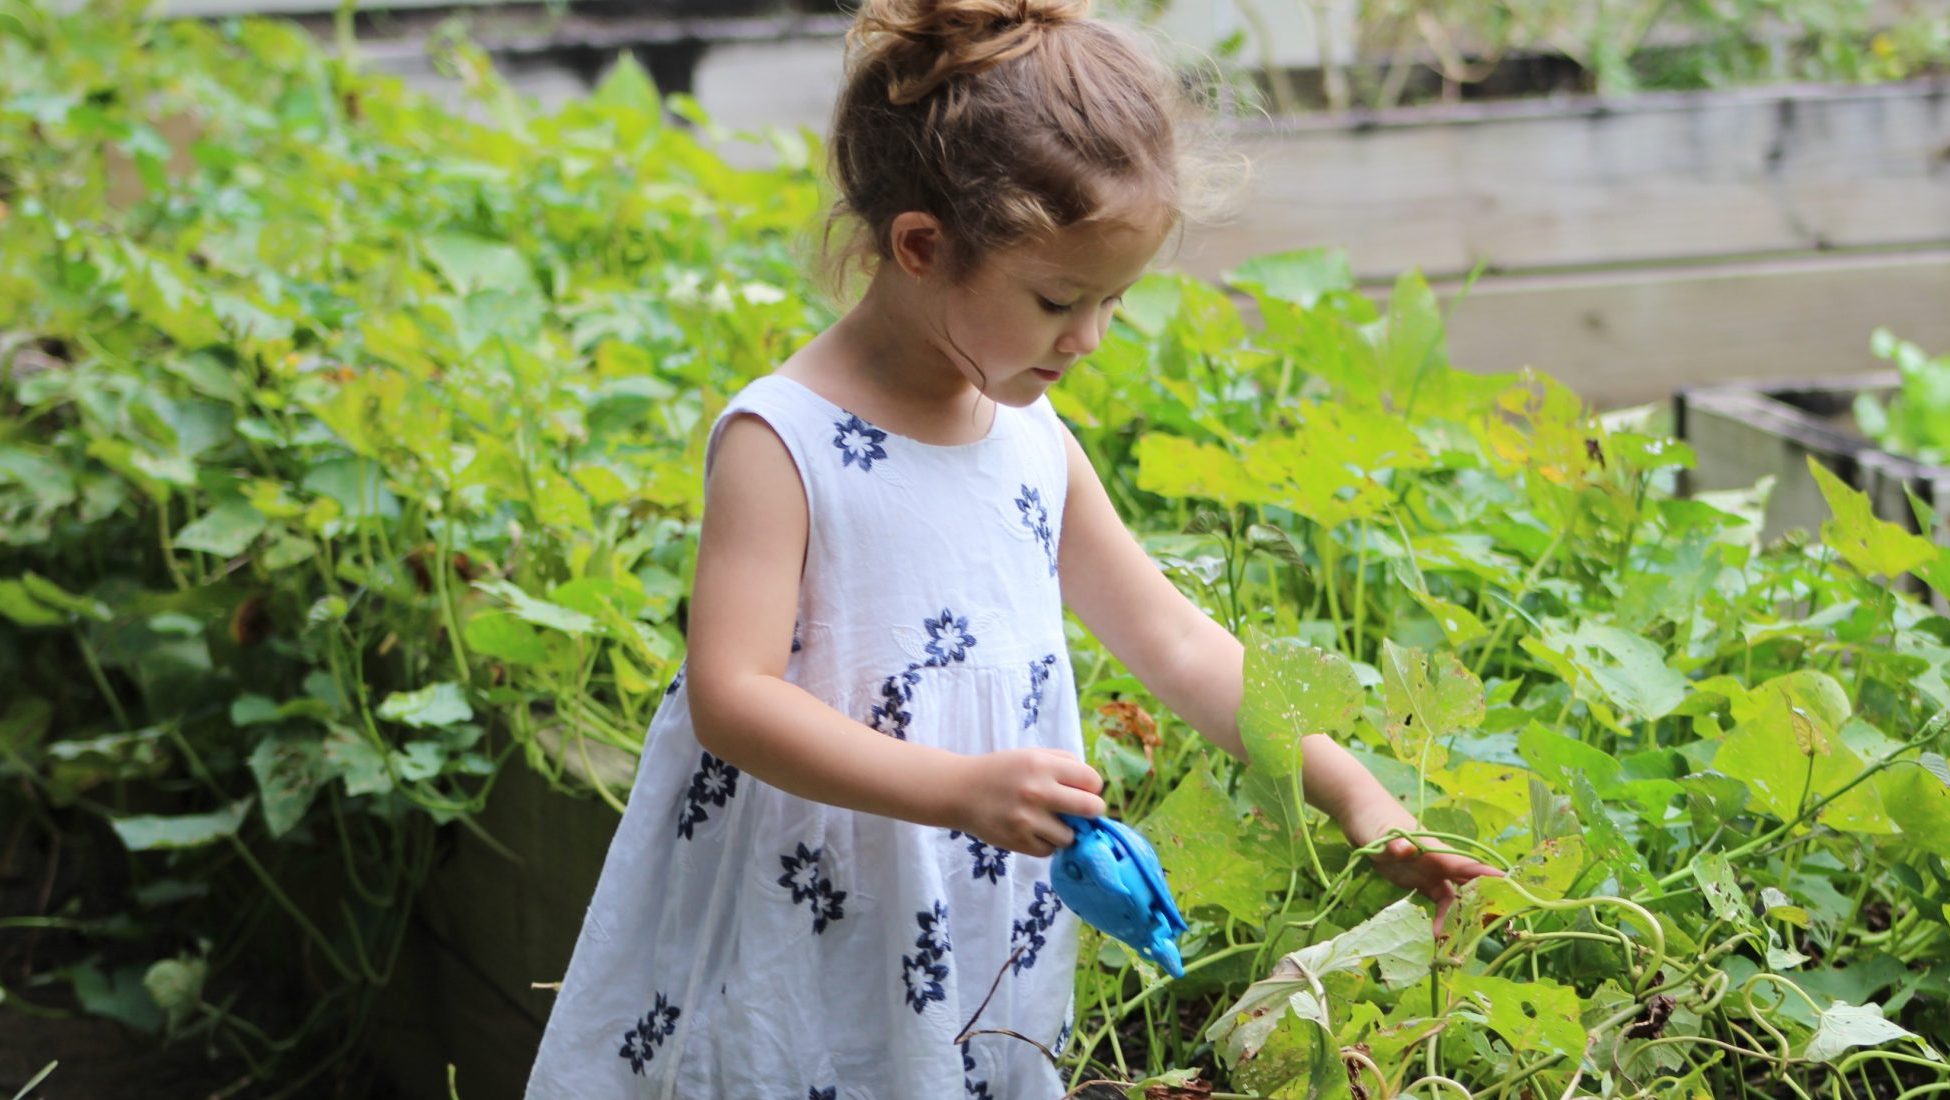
[388,735,630,1100]
[1174,81,1950,282]
[1422,247,1950,409]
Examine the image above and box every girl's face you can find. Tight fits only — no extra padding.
[938,210,1170,408]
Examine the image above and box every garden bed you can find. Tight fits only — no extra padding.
[1674,370,1950,546]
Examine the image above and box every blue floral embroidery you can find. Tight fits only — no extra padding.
[808,1089,837,1100]
[961,1042,993,1098]
[869,664,922,739]
[866,607,976,738]
[778,843,848,933]
[1009,881,1066,974]
[618,992,680,1075]
[1016,484,1057,575]
[947,830,1009,882]
[663,664,685,698]
[922,608,977,667]
[833,414,889,471]
[1021,654,1057,730]
[900,900,951,1013]
[792,619,804,653]
[676,751,740,840]
[1055,1011,1074,1056]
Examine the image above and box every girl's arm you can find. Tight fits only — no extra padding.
[1055,422,1498,927]
[1053,424,1397,826]
[683,414,1106,856]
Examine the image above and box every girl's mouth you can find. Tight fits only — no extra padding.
[1032,368,1062,382]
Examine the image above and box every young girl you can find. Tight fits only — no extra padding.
[525,1,1497,1096]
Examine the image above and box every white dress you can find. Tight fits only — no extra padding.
[526,374,1084,1099]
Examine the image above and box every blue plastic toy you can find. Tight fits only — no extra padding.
[1051,814,1189,978]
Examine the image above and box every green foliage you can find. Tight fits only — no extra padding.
[1855,329,1950,466]
[1338,0,1948,110]
[1,0,827,1078]
[1052,244,1950,1096]
[3,3,1949,1097]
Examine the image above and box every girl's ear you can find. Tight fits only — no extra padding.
[888,211,948,280]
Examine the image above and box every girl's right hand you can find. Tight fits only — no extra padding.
[947,748,1107,857]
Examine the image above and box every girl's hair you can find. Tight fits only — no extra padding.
[814,0,1240,300]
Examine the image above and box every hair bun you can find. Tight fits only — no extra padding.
[849,0,1093,105]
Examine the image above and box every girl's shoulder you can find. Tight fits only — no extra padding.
[704,374,819,481]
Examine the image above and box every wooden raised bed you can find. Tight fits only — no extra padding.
[1674,370,1950,547]
[1176,79,1950,409]
[369,730,633,1100]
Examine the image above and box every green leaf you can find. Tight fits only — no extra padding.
[247,735,329,838]
[1807,457,1936,578]
[1209,897,1434,1066]
[475,579,598,635]
[1379,641,1485,759]
[142,956,206,1032]
[1231,1008,1351,1099]
[324,727,392,797]
[70,963,163,1034]
[1377,270,1448,407]
[1715,719,1894,835]
[463,610,551,665]
[0,579,65,626]
[1801,1001,1935,1063]
[376,682,472,728]
[1134,434,1260,506]
[1525,622,1688,725]
[1288,896,1436,991]
[1518,721,1623,793]
[1138,763,1278,922]
[1450,836,1586,932]
[392,740,444,782]
[1407,590,1489,647]
[1691,853,1755,931]
[173,499,267,553]
[590,51,662,116]
[1224,248,1353,309]
[1240,635,1363,777]
[230,693,281,727]
[261,532,316,570]
[1730,670,1851,756]
[110,798,252,851]
[302,457,399,524]
[422,232,538,298]
[1449,973,1586,1058]
[0,696,53,754]
[20,573,111,622]
[1878,753,1950,855]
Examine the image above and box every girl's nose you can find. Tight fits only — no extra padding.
[1057,311,1105,356]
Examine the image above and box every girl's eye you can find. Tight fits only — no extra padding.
[1038,294,1123,314]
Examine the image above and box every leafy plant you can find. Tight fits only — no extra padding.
[1854,329,1950,466]
[1,0,827,1088]
[3,3,1948,1099]
[1037,254,1950,1098]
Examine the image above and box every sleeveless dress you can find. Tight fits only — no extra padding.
[525,374,1084,1099]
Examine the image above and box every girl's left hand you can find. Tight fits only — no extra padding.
[1368,836,1503,937]
[1339,800,1502,936]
